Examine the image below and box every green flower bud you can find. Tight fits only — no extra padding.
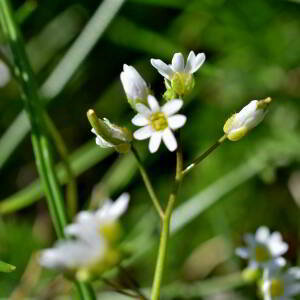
[224,97,272,141]
[242,267,261,283]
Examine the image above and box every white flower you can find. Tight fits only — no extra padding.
[262,266,300,300]
[120,64,150,109]
[223,97,272,141]
[39,193,130,276]
[236,226,288,270]
[65,193,130,243]
[132,95,186,153]
[151,51,205,80]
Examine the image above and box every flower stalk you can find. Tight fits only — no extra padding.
[0,1,95,299]
[131,145,164,219]
[151,138,184,300]
[182,135,227,176]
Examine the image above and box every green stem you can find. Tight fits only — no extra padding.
[0,1,95,299]
[182,135,227,177]
[151,142,184,300]
[131,145,164,219]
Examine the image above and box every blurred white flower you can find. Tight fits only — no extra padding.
[236,226,288,270]
[223,97,271,141]
[120,64,150,109]
[39,193,130,279]
[151,51,205,97]
[132,95,186,153]
[262,265,300,300]
[65,193,130,243]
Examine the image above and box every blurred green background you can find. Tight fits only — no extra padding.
[0,0,300,298]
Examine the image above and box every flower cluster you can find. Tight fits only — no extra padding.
[39,193,130,281]
[236,226,300,300]
[89,50,272,155]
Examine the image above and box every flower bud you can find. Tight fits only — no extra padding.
[87,109,132,153]
[242,267,261,283]
[223,97,272,141]
[120,64,150,110]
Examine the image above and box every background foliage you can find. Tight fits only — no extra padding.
[1,0,300,298]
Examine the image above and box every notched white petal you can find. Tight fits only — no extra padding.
[133,125,153,140]
[132,114,149,126]
[135,103,151,116]
[168,114,186,130]
[162,99,183,116]
[162,128,177,152]
[171,53,185,73]
[150,58,174,80]
[189,52,205,74]
[149,131,162,153]
[148,95,160,112]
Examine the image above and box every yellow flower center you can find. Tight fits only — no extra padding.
[150,112,168,131]
[270,279,284,297]
[254,245,270,262]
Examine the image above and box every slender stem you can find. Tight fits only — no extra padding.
[151,141,184,300]
[131,145,164,219]
[182,135,227,177]
[0,1,95,299]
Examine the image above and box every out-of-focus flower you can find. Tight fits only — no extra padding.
[65,193,130,243]
[120,64,150,110]
[236,226,288,270]
[87,109,132,153]
[262,266,300,300]
[151,51,205,98]
[223,97,272,141]
[132,95,186,153]
[39,194,130,281]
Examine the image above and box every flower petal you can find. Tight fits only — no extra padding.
[149,131,162,153]
[171,53,185,73]
[162,99,183,116]
[268,232,288,256]
[185,52,205,74]
[235,247,249,259]
[148,95,160,112]
[162,128,177,152]
[185,51,196,73]
[108,193,130,219]
[150,59,174,80]
[135,103,151,116]
[133,126,153,140]
[255,226,270,243]
[168,114,186,130]
[132,114,149,126]
[95,135,113,148]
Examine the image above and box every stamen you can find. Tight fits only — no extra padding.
[150,112,168,131]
